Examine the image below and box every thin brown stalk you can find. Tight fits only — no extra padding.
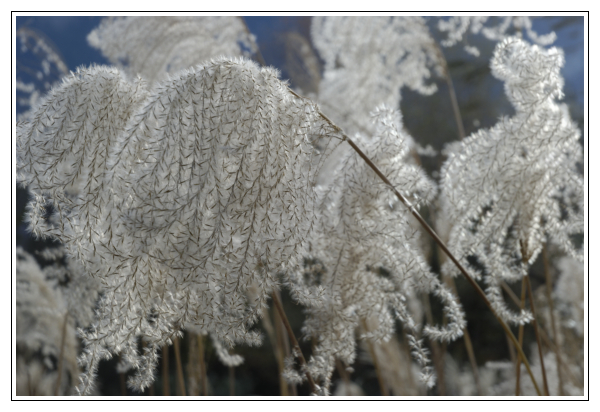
[506,333,517,367]
[289,377,298,396]
[461,324,482,395]
[361,319,390,396]
[119,365,127,396]
[187,334,199,396]
[198,335,208,396]
[440,57,466,139]
[501,282,582,389]
[262,291,298,396]
[28,368,34,395]
[162,345,170,396]
[515,276,527,396]
[54,312,69,396]
[276,292,297,396]
[430,42,466,140]
[525,275,550,395]
[262,306,288,395]
[271,291,317,394]
[162,345,171,396]
[336,358,351,384]
[516,241,548,395]
[229,366,235,396]
[275,289,294,394]
[272,304,291,395]
[501,282,521,309]
[148,380,155,396]
[445,72,466,140]
[173,336,186,396]
[239,17,268,67]
[543,246,565,395]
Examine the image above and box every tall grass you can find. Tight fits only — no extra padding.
[14,16,585,397]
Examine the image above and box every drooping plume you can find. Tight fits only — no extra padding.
[17,57,338,394]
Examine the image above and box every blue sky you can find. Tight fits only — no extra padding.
[15,15,584,107]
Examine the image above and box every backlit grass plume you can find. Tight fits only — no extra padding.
[17,57,337,394]
[438,38,583,324]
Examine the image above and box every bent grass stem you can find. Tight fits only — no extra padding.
[54,312,69,396]
[271,291,317,394]
[543,246,565,395]
[525,275,550,395]
[515,276,527,395]
[173,336,186,396]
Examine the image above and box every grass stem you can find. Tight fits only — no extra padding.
[271,291,317,394]
[525,275,550,395]
[229,366,235,396]
[54,312,68,396]
[198,335,208,396]
[444,276,482,395]
[162,345,170,396]
[502,280,582,389]
[543,246,565,395]
[273,303,291,395]
[173,336,186,396]
[515,276,527,396]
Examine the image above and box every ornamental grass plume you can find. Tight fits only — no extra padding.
[311,16,441,136]
[438,38,583,325]
[87,16,256,86]
[15,16,583,397]
[288,106,464,391]
[437,16,557,57]
[17,56,338,394]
